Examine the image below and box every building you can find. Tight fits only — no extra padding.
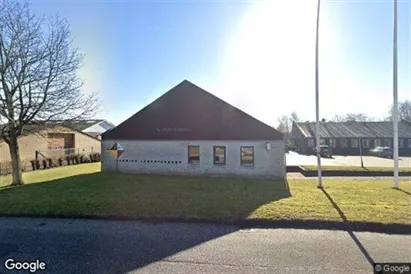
[290,120,411,156]
[64,120,115,139]
[102,80,285,178]
[0,120,114,164]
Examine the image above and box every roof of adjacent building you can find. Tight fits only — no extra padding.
[293,121,411,139]
[0,119,114,141]
[103,80,283,141]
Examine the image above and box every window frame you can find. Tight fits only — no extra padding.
[329,139,336,148]
[340,139,348,148]
[399,139,404,148]
[188,145,200,165]
[384,139,392,147]
[307,139,314,148]
[213,146,226,165]
[351,139,359,148]
[374,139,381,148]
[240,146,254,166]
[362,139,370,148]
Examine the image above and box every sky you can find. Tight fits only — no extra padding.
[30,0,411,127]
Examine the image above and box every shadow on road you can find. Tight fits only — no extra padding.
[320,188,375,267]
[0,172,291,272]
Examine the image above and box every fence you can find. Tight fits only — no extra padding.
[0,149,101,176]
[35,147,98,161]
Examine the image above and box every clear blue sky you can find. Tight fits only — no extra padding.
[31,0,410,126]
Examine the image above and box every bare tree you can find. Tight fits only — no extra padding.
[389,100,411,121]
[0,1,98,186]
[332,113,371,122]
[276,112,301,133]
[290,112,300,123]
[276,115,290,133]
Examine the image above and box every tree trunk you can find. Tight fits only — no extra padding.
[7,139,24,186]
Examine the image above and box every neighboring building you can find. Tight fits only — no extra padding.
[0,120,114,164]
[290,120,411,156]
[50,119,115,139]
[102,80,285,178]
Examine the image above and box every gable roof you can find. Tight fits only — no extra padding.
[0,123,101,143]
[293,121,411,139]
[103,80,283,141]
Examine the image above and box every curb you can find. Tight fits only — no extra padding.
[0,214,410,235]
[296,166,411,177]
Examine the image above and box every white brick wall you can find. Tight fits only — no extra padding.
[101,140,285,178]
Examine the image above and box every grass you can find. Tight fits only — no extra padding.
[0,163,99,187]
[302,165,411,172]
[0,163,410,225]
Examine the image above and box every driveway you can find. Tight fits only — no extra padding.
[0,218,410,274]
[286,151,411,168]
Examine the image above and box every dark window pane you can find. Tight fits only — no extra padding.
[241,146,254,165]
[188,146,200,164]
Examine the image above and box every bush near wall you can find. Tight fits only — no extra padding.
[0,153,101,175]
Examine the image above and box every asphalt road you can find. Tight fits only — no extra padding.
[0,218,410,274]
[286,151,411,168]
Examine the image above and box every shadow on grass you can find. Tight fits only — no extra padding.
[395,188,411,196]
[320,188,374,267]
[0,172,291,272]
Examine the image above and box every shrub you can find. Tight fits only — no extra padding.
[58,158,63,166]
[0,161,12,175]
[73,155,79,165]
[95,153,101,162]
[89,153,101,163]
[35,160,40,170]
[48,158,54,168]
[42,159,48,169]
[66,156,71,165]
[30,160,36,171]
[79,154,85,163]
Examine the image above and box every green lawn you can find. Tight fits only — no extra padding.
[0,163,410,225]
[302,165,411,172]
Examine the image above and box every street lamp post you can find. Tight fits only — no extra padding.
[315,0,323,188]
[392,0,399,189]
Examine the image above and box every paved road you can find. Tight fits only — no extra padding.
[0,218,410,274]
[287,172,411,180]
[286,151,411,168]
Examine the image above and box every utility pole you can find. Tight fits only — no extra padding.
[392,0,399,188]
[315,0,323,188]
[359,138,364,168]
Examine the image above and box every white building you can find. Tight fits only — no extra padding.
[101,80,285,178]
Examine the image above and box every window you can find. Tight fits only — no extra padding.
[408,139,411,149]
[374,139,381,148]
[320,139,325,145]
[384,139,392,147]
[329,139,336,148]
[213,146,226,165]
[351,139,359,148]
[362,139,370,148]
[340,139,348,148]
[188,146,200,164]
[399,139,404,148]
[307,139,314,147]
[241,146,254,166]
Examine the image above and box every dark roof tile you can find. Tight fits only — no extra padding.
[103,80,283,141]
[294,121,411,138]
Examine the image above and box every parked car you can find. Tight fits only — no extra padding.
[369,147,393,158]
[312,145,332,158]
